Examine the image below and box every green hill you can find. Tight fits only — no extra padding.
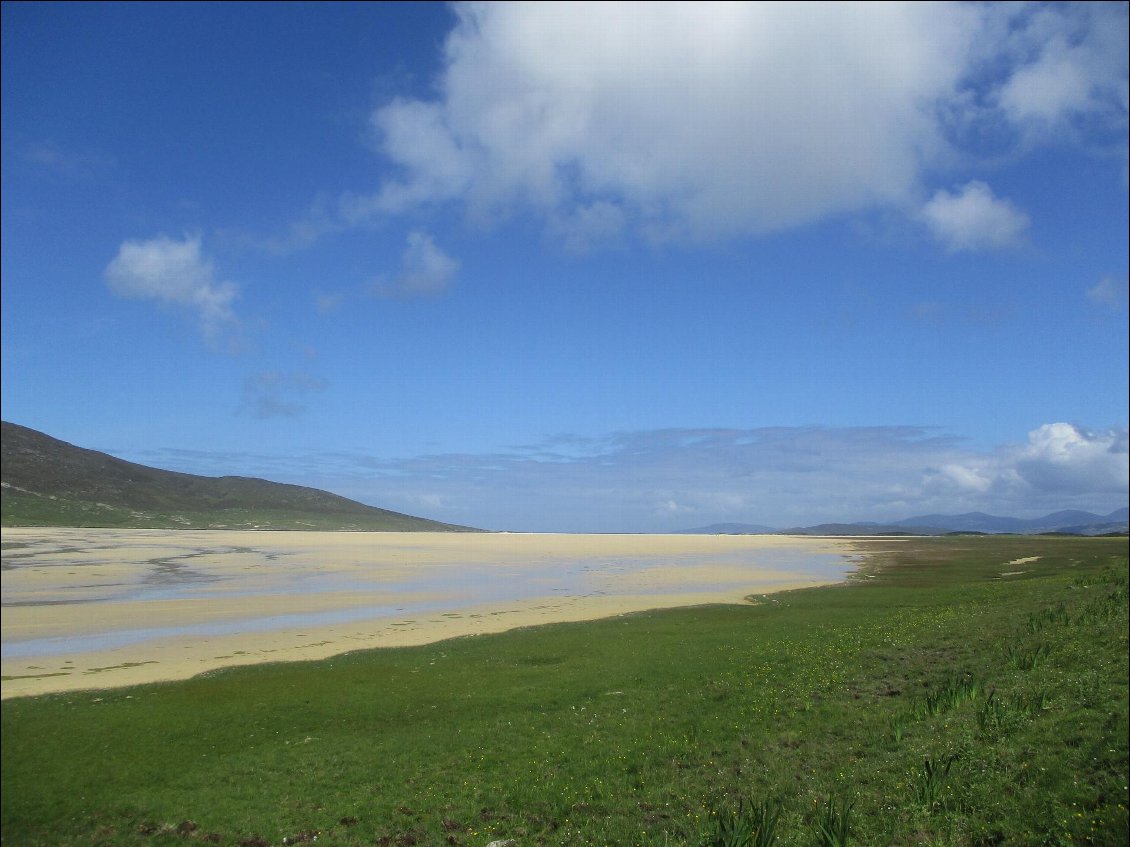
[0,421,476,531]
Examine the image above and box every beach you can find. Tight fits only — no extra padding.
[2,528,868,698]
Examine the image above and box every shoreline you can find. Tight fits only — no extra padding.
[2,528,881,698]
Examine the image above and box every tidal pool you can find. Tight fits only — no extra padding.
[2,527,878,697]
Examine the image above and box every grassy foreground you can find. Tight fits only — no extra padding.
[2,536,1127,846]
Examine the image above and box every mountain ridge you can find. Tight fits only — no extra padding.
[0,421,476,532]
[679,507,1128,537]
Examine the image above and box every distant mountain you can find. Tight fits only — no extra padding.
[891,509,1128,535]
[778,523,939,537]
[680,508,1128,537]
[1,421,476,532]
[678,521,932,537]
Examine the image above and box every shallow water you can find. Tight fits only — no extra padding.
[3,542,851,658]
[2,529,866,694]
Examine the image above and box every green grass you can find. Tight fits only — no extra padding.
[2,536,1127,846]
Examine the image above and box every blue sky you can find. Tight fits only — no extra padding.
[2,1,1127,532]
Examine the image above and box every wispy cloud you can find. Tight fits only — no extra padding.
[238,371,328,419]
[919,181,1030,252]
[1087,275,1129,311]
[316,230,461,309]
[375,231,460,297]
[239,197,344,256]
[22,139,114,178]
[104,234,239,345]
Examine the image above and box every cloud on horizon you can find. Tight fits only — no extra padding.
[343,1,1126,251]
[134,422,1129,533]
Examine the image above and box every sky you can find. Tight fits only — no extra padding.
[2,1,1128,533]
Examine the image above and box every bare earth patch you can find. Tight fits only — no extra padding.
[999,555,1042,577]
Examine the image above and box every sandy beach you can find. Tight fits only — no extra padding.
[2,528,868,698]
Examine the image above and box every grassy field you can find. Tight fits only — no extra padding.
[2,536,1126,846]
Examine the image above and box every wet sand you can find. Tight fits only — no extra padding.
[2,528,866,698]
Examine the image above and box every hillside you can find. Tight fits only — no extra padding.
[0,422,476,531]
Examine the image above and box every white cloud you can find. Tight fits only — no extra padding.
[104,234,238,341]
[1012,423,1129,494]
[935,423,1128,501]
[375,231,460,297]
[919,181,1030,251]
[998,48,1092,126]
[348,1,1126,249]
[937,462,995,493]
[991,2,1129,136]
[363,2,981,243]
[355,101,474,219]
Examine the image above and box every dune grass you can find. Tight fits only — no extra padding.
[2,536,1126,846]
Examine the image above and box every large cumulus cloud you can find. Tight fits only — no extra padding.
[354,2,1127,249]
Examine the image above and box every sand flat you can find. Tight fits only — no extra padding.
[2,528,867,698]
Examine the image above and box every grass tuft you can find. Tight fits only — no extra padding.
[915,675,981,718]
[703,796,782,847]
[912,755,960,811]
[813,796,853,847]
